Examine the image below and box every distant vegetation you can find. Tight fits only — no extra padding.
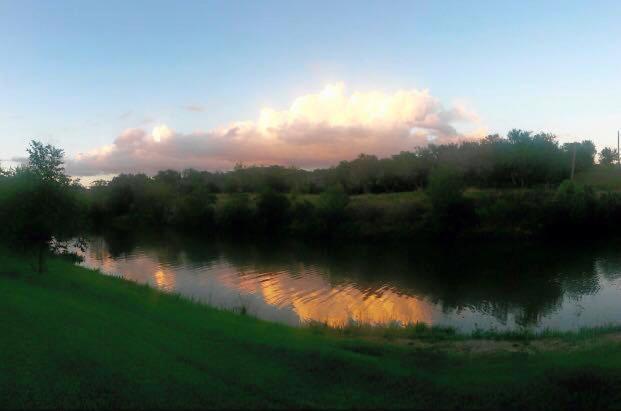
[74,129,621,240]
[3,130,621,268]
[90,129,599,196]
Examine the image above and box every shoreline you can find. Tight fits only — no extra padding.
[12,247,621,343]
[3,249,621,408]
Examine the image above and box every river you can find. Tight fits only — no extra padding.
[78,232,621,332]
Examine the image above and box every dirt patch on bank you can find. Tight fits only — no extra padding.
[364,333,621,355]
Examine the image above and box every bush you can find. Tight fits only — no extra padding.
[475,190,549,239]
[255,189,291,233]
[427,166,464,210]
[289,199,319,237]
[547,180,597,234]
[172,190,216,231]
[596,192,621,230]
[426,167,476,236]
[316,185,350,237]
[216,193,253,232]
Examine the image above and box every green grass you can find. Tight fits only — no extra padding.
[307,319,621,342]
[2,251,621,409]
[575,166,621,191]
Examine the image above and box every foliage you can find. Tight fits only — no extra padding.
[289,198,320,237]
[427,166,464,210]
[316,185,350,236]
[215,193,253,232]
[84,129,596,202]
[255,189,291,233]
[172,188,216,230]
[0,141,84,272]
[545,180,597,235]
[599,147,618,166]
[426,166,476,236]
[26,140,69,184]
[0,132,609,243]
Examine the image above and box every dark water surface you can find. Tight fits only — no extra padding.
[78,232,621,332]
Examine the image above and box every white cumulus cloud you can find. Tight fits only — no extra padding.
[67,83,486,176]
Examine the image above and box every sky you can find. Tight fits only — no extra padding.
[1,0,620,180]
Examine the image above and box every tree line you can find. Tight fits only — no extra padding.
[89,129,600,196]
[2,130,621,272]
[79,129,600,234]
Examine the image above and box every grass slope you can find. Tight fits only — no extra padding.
[575,166,621,191]
[2,252,621,409]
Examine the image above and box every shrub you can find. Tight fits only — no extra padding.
[427,166,465,210]
[173,190,216,231]
[289,199,319,237]
[316,185,350,237]
[255,189,291,233]
[547,180,597,234]
[426,167,476,236]
[216,193,253,232]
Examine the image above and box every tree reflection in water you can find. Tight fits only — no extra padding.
[80,231,621,331]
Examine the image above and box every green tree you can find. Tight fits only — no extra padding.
[599,147,618,166]
[26,140,69,184]
[0,141,83,272]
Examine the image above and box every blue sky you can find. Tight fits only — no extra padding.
[1,0,620,175]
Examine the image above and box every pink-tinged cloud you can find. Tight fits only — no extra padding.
[67,83,486,176]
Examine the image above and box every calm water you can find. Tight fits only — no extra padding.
[78,233,621,332]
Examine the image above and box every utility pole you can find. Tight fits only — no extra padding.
[570,143,576,180]
[618,130,620,169]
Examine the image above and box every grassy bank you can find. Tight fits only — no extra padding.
[2,252,621,409]
[575,166,621,191]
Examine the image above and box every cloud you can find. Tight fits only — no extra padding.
[181,104,206,112]
[67,83,486,176]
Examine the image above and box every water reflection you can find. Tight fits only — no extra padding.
[78,233,621,331]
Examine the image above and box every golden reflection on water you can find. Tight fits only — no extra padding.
[76,237,621,331]
[81,242,177,292]
[79,240,433,327]
[154,269,175,290]
[207,264,434,326]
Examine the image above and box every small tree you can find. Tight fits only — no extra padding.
[599,147,618,167]
[27,141,69,184]
[0,141,83,272]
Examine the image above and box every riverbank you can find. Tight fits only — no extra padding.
[93,180,621,243]
[2,251,621,409]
